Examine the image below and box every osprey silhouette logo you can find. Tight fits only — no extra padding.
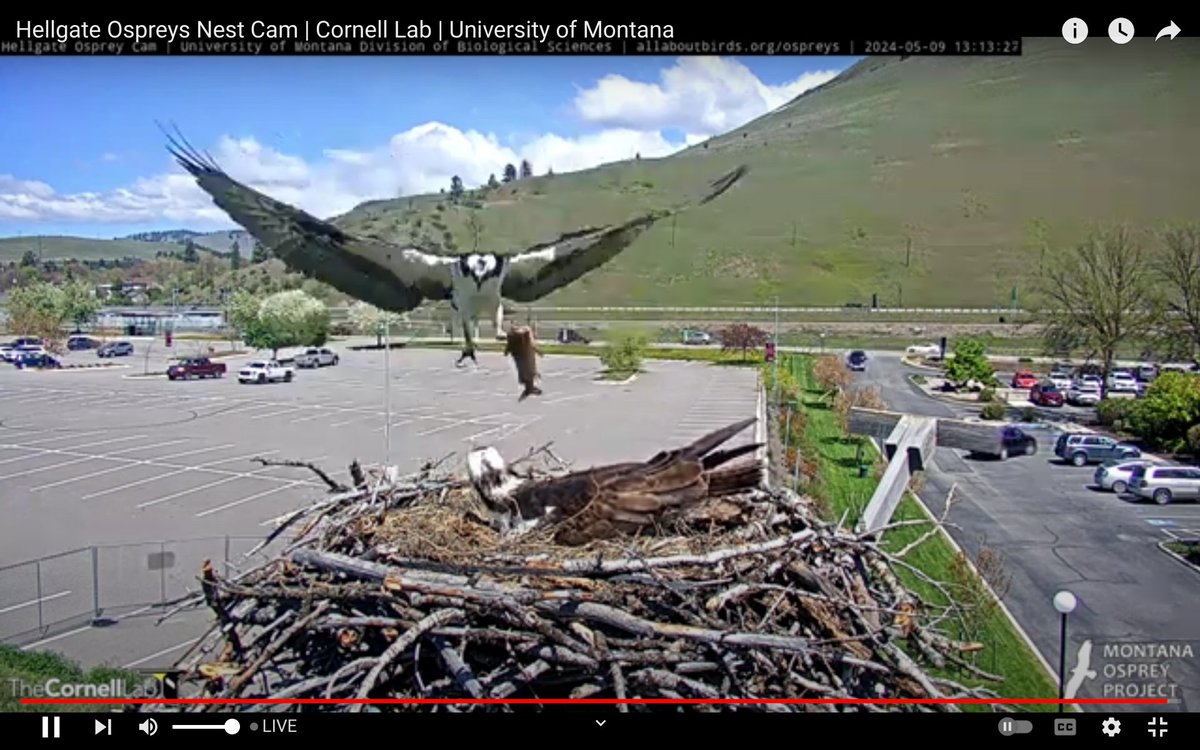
[1063,639,1097,699]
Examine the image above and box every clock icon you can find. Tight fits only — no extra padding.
[1108,18,1135,44]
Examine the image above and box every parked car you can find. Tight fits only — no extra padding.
[1106,371,1139,393]
[1134,364,1158,382]
[1128,464,1200,505]
[239,360,294,384]
[8,344,46,362]
[681,329,712,345]
[1029,381,1064,407]
[14,352,61,369]
[294,347,339,368]
[1066,380,1102,406]
[1093,459,1153,494]
[906,343,941,357]
[1055,433,1141,466]
[67,335,99,350]
[9,337,43,348]
[846,350,869,372]
[1047,367,1074,391]
[1010,371,1039,389]
[97,341,134,358]
[167,357,227,380]
[557,328,590,345]
[996,426,1038,460]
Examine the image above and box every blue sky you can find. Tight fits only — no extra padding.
[0,56,857,238]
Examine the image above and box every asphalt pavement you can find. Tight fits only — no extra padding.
[0,344,761,671]
[860,352,1200,713]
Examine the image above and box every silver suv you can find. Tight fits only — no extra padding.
[1128,465,1200,505]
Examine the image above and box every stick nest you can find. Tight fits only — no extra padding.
[161,452,1011,713]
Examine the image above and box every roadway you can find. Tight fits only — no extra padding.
[861,352,1200,713]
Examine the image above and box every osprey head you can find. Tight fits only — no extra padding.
[466,446,522,505]
[462,253,499,282]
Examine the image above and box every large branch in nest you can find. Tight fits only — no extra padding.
[252,456,349,493]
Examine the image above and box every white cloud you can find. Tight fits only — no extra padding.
[100,152,120,162]
[0,57,843,230]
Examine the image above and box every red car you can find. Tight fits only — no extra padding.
[1011,370,1039,389]
[1029,381,1064,407]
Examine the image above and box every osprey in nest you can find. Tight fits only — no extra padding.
[466,417,763,545]
[167,130,748,367]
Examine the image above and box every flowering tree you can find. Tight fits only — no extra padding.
[243,289,329,358]
[347,301,407,346]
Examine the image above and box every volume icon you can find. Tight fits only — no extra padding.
[139,718,158,736]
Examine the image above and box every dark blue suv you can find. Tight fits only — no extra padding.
[846,350,868,372]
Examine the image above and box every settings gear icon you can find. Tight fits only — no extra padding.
[1101,717,1121,737]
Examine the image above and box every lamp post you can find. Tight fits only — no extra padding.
[383,317,391,467]
[1053,590,1078,702]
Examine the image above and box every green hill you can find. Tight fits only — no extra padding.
[0,236,180,262]
[5,39,1197,308]
[335,38,1199,308]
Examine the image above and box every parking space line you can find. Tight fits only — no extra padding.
[245,407,307,420]
[0,429,114,449]
[122,639,198,669]
[195,480,306,518]
[82,449,279,499]
[0,436,164,478]
[137,452,323,509]
[328,414,378,428]
[0,590,72,615]
[542,394,598,405]
[28,443,240,491]
[417,414,510,437]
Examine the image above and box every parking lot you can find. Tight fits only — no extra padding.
[0,345,762,670]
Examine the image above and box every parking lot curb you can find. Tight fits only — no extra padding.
[1158,540,1200,577]
[597,373,638,386]
[23,363,129,373]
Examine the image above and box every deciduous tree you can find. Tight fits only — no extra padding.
[1036,226,1161,397]
[347,300,407,347]
[717,323,769,361]
[59,280,100,331]
[1154,223,1200,360]
[246,289,330,358]
[3,281,67,349]
[942,337,997,388]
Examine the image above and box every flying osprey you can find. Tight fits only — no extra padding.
[166,131,748,367]
[466,417,763,545]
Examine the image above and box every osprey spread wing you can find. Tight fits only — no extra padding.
[167,129,748,317]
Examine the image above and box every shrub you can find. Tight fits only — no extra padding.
[978,386,996,403]
[1188,424,1200,456]
[813,355,851,394]
[912,374,927,384]
[980,402,1007,420]
[1095,398,1133,427]
[834,384,887,432]
[1124,371,1200,451]
[599,329,648,375]
[1020,406,1038,422]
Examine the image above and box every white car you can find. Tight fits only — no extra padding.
[1067,379,1101,406]
[1106,371,1138,393]
[238,360,295,384]
[294,347,339,368]
[1048,370,1074,390]
[906,343,942,357]
[1093,459,1153,494]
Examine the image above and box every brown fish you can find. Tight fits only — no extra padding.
[504,325,543,401]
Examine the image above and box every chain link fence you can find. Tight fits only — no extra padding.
[0,536,272,643]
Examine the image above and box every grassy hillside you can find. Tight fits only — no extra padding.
[334,39,1198,307]
[5,39,1197,308]
[0,236,180,262]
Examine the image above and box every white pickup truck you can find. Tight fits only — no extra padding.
[238,359,295,384]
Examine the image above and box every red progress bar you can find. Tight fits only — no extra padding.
[23,697,1170,705]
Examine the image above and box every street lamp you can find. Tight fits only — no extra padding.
[383,317,392,467]
[1053,590,1078,702]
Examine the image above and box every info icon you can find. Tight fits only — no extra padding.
[1063,18,1088,44]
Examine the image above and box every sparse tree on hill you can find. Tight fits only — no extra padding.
[182,240,200,264]
[347,300,407,347]
[1154,223,1200,359]
[243,289,330,359]
[251,243,270,264]
[1036,226,1161,398]
[449,175,464,201]
[20,250,38,268]
[230,240,242,271]
[487,174,500,190]
[546,166,554,176]
[503,163,517,183]
[519,159,532,179]
[465,210,484,252]
[717,323,769,361]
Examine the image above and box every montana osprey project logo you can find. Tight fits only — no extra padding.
[1064,640,1097,700]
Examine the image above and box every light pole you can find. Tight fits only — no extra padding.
[772,296,780,406]
[1053,590,1078,702]
[383,317,392,467]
